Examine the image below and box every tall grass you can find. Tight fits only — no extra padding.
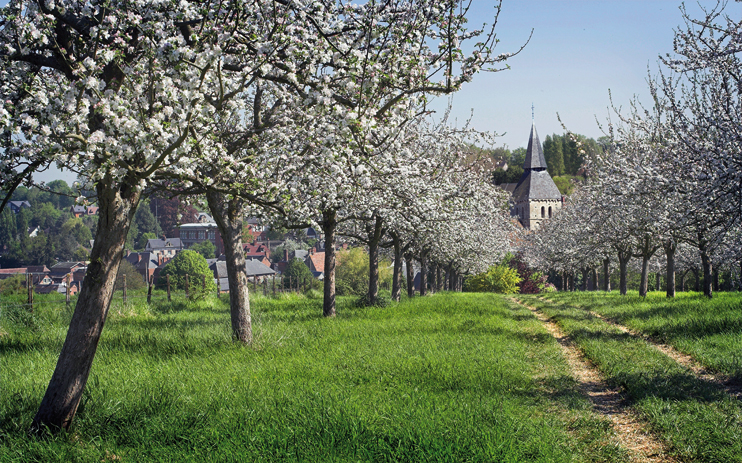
[523,293,742,463]
[1,293,624,462]
[545,291,742,378]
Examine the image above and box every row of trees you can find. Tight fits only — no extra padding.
[522,2,742,299]
[1,0,519,432]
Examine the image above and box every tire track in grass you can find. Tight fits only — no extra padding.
[539,296,742,401]
[510,297,678,463]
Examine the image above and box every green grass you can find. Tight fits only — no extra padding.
[1,292,624,462]
[521,292,742,463]
[543,291,742,379]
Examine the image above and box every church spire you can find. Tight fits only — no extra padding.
[523,122,548,171]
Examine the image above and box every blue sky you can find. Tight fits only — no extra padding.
[430,0,740,150]
[6,0,739,183]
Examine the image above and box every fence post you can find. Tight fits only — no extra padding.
[216,275,221,297]
[273,274,276,296]
[185,274,189,299]
[147,275,153,304]
[66,274,71,307]
[123,274,127,304]
[27,273,33,313]
[167,274,171,302]
[263,277,267,296]
[303,277,307,294]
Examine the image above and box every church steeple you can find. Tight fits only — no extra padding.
[523,122,548,171]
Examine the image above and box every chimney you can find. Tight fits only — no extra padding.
[158,254,163,266]
[126,249,131,257]
[310,247,315,255]
[138,254,142,263]
[284,249,289,262]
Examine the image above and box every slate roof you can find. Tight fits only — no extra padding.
[523,123,548,170]
[209,260,275,278]
[145,238,183,250]
[513,122,562,202]
[513,170,562,202]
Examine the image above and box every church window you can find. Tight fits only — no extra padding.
[541,206,545,218]
[548,206,552,218]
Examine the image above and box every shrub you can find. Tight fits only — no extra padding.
[335,247,392,296]
[281,257,314,289]
[157,250,216,300]
[0,274,25,296]
[190,240,216,259]
[355,293,391,308]
[115,259,147,291]
[464,264,521,294]
[509,255,547,294]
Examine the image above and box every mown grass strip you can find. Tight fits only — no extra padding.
[521,294,742,463]
[2,293,626,462]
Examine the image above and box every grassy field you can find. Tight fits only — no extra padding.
[1,292,624,463]
[541,291,742,379]
[520,291,742,463]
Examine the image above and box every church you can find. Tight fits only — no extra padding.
[510,122,563,229]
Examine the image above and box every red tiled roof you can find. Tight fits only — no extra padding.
[0,268,27,274]
[308,252,324,273]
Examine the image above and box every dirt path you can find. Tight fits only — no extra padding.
[540,297,742,401]
[511,297,678,463]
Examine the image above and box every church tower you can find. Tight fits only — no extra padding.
[512,122,563,229]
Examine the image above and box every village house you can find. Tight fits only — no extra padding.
[8,200,30,214]
[178,222,224,255]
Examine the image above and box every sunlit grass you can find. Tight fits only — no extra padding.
[544,291,742,378]
[1,292,625,462]
[522,293,742,463]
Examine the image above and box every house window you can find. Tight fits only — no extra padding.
[548,206,552,218]
[190,231,196,239]
[198,231,204,240]
[541,206,545,218]
[208,231,215,240]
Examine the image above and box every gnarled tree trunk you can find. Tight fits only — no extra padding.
[602,258,611,292]
[617,248,631,296]
[366,215,384,305]
[698,231,713,298]
[321,209,337,316]
[664,239,676,298]
[390,233,403,302]
[207,191,251,343]
[32,177,141,433]
[405,252,414,298]
[639,255,650,297]
[419,250,428,296]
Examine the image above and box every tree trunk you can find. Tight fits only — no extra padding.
[639,255,650,297]
[321,209,337,316]
[713,268,719,292]
[617,249,630,296]
[698,231,713,298]
[391,234,403,302]
[693,268,699,292]
[366,215,383,306]
[405,253,414,298]
[207,191,251,343]
[32,178,141,433]
[581,268,589,291]
[436,265,443,292]
[602,258,611,292]
[419,250,428,296]
[591,267,598,291]
[561,272,566,291]
[664,240,676,298]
